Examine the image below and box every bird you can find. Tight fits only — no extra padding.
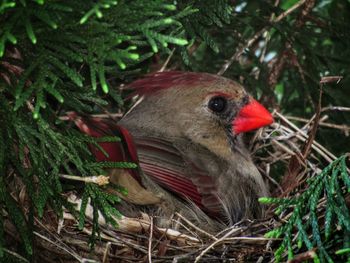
[70,71,273,229]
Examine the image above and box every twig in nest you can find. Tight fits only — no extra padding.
[148,216,154,263]
[194,227,243,263]
[2,248,29,263]
[170,217,201,242]
[175,212,218,241]
[301,87,322,159]
[68,193,200,245]
[59,174,109,186]
[82,227,149,255]
[34,231,91,263]
[102,242,111,263]
[280,86,322,192]
[273,113,336,162]
[258,164,283,193]
[286,116,350,135]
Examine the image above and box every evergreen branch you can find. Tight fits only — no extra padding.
[0,176,33,256]
[262,155,350,262]
[79,0,118,24]
[217,0,307,75]
[0,1,16,15]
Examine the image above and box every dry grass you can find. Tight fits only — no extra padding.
[5,105,349,263]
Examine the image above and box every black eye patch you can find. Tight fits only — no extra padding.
[208,96,227,113]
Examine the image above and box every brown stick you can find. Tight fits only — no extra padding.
[217,0,307,76]
[148,216,154,263]
[286,116,350,134]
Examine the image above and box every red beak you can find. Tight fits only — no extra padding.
[233,99,273,134]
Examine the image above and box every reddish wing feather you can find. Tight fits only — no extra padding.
[68,112,141,183]
[140,162,203,205]
[72,115,211,212]
[69,113,217,213]
[134,137,221,215]
[71,112,221,216]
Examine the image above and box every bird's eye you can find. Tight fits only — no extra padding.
[208,96,227,113]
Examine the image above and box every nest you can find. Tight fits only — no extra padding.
[4,107,350,263]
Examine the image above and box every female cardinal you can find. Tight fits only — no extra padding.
[71,71,273,228]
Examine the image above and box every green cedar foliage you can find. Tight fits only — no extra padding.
[260,155,350,263]
[0,0,233,259]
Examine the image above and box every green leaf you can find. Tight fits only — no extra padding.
[25,17,36,44]
[79,189,89,230]
[96,161,137,169]
[44,80,64,103]
[336,248,350,255]
[48,56,83,87]
[0,177,32,255]
[34,10,58,29]
[33,87,44,119]
[97,64,109,93]
[340,157,350,191]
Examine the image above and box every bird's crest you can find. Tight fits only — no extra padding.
[127,71,218,96]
